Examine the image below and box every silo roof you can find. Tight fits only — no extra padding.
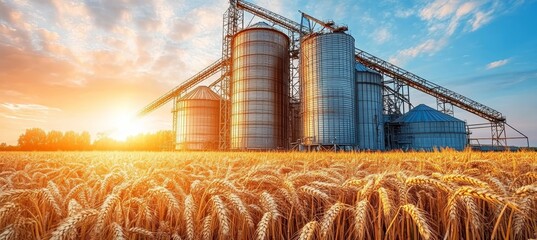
[355,62,380,74]
[180,86,221,100]
[394,104,464,123]
[247,22,274,29]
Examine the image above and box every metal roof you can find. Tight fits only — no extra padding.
[355,62,380,74]
[394,104,464,123]
[180,86,221,100]
[248,21,274,29]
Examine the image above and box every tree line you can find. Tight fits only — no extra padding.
[0,128,174,151]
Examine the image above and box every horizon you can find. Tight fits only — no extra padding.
[1,0,536,147]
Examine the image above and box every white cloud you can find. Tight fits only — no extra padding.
[420,0,459,21]
[486,59,509,69]
[1,103,61,112]
[390,0,515,65]
[389,38,448,65]
[470,11,493,31]
[372,27,391,44]
[395,8,414,18]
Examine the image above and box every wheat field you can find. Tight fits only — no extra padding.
[0,150,536,239]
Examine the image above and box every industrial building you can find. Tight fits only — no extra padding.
[137,0,529,151]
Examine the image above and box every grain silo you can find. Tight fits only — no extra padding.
[392,104,467,151]
[230,22,290,150]
[300,33,356,148]
[355,63,384,150]
[175,86,221,150]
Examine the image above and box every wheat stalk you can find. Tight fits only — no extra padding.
[513,196,532,237]
[0,224,17,240]
[462,196,482,231]
[50,209,98,240]
[401,204,432,240]
[128,227,155,238]
[354,199,368,239]
[226,192,255,228]
[299,185,330,202]
[284,180,307,218]
[184,194,195,240]
[93,193,120,237]
[38,188,63,216]
[298,221,318,240]
[377,187,393,219]
[442,174,489,188]
[112,222,125,240]
[202,216,212,240]
[260,191,280,220]
[256,212,272,240]
[0,203,19,226]
[148,186,181,212]
[211,195,230,236]
[515,184,537,197]
[320,202,345,238]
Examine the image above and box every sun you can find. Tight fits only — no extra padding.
[109,113,145,141]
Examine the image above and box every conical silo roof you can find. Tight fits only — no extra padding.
[394,104,463,123]
[247,21,275,29]
[180,86,221,100]
[355,62,380,74]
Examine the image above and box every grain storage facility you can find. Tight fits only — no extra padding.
[355,63,384,150]
[136,1,527,151]
[391,104,468,151]
[175,86,221,150]
[300,32,356,149]
[230,22,290,150]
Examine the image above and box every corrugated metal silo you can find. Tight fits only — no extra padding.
[230,22,290,150]
[176,86,221,150]
[300,33,356,148]
[355,63,384,150]
[393,104,467,151]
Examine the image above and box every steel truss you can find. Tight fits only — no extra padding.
[382,78,411,116]
[216,2,243,150]
[136,0,528,150]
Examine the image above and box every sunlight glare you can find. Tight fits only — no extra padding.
[109,112,145,141]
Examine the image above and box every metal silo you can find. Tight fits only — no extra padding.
[230,22,290,150]
[300,33,356,148]
[392,104,467,151]
[355,63,384,150]
[176,86,221,150]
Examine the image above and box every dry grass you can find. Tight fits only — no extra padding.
[0,150,536,239]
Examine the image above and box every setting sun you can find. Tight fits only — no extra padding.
[108,112,146,141]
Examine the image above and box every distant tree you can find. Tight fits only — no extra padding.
[18,128,47,150]
[0,143,18,151]
[93,136,122,151]
[78,131,91,150]
[61,131,77,150]
[46,130,64,151]
[156,130,175,150]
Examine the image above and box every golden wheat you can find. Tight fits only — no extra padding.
[256,212,272,240]
[298,220,318,240]
[0,151,534,239]
[401,204,433,240]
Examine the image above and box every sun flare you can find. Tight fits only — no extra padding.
[109,113,145,141]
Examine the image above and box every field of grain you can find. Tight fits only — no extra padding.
[0,150,536,239]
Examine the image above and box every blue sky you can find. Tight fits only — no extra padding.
[0,0,536,146]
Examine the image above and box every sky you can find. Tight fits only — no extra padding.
[1,0,536,146]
